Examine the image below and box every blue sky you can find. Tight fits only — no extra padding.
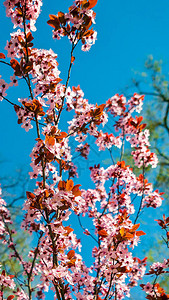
[0,0,169,298]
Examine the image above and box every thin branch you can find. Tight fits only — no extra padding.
[163,102,169,133]
[125,91,159,99]
[77,215,98,243]
[134,161,145,224]
[55,43,76,125]
[3,216,28,275]
[104,272,114,300]
[27,231,43,297]
[0,60,11,67]
[120,126,125,161]
[1,95,18,107]
[108,148,115,165]
[155,147,169,161]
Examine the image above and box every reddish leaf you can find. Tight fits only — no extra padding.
[23,101,31,109]
[117,161,128,169]
[71,56,75,64]
[131,223,140,232]
[67,258,76,267]
[67,250,75,259]
[64,226,74,235]
[83,29,94,37]
[48,14,58,20]
[58,11,66,25]
[22,47,32,56]
[10,59,20,69]
[35,155,42,166]
[18,35,24,45]
[26,191,36,200]
[47,15,60,30]
[98,229,108,237]
[44,189,50,198]
[137,116,143,124]
[10,59,21,76]
[155,219,165,228]
[167,232,169,241]
[15,7,22,16]
[7,296,15,300]
[136,230,146,236]
[72,85,81,92]
[0,53,6,59]
[14,105,20,113]
[88,0,98,9]
[125,232,134,239]
[81,0,88,7]
[72,184,81,197]
[58,180,66,190]
[66,179,74,191]
[45,135,55,147]
[26,32,34,43]
[57,131,67,140]
[139,123,147,131]
[97,103,105,111]
[24,61,33,74]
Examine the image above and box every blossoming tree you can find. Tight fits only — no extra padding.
[0,0,169,299]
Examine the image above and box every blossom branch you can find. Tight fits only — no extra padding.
[55,43,76,126]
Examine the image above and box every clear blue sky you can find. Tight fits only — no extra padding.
[0,1,169,298]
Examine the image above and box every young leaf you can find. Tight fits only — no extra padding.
[67,250,75,259]
[7,296,15,300]
[66,179,74,191]
[98,229,108,237]
[88,0,98,9]
[136,231,146,236]
[0,53,6,59]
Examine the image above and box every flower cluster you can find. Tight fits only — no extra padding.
[0,267,15,299]
[105,94,158,168]
[47,0,97,51]
[4,0,43,31]
[141,282,169,299]
[0,188,12,239]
